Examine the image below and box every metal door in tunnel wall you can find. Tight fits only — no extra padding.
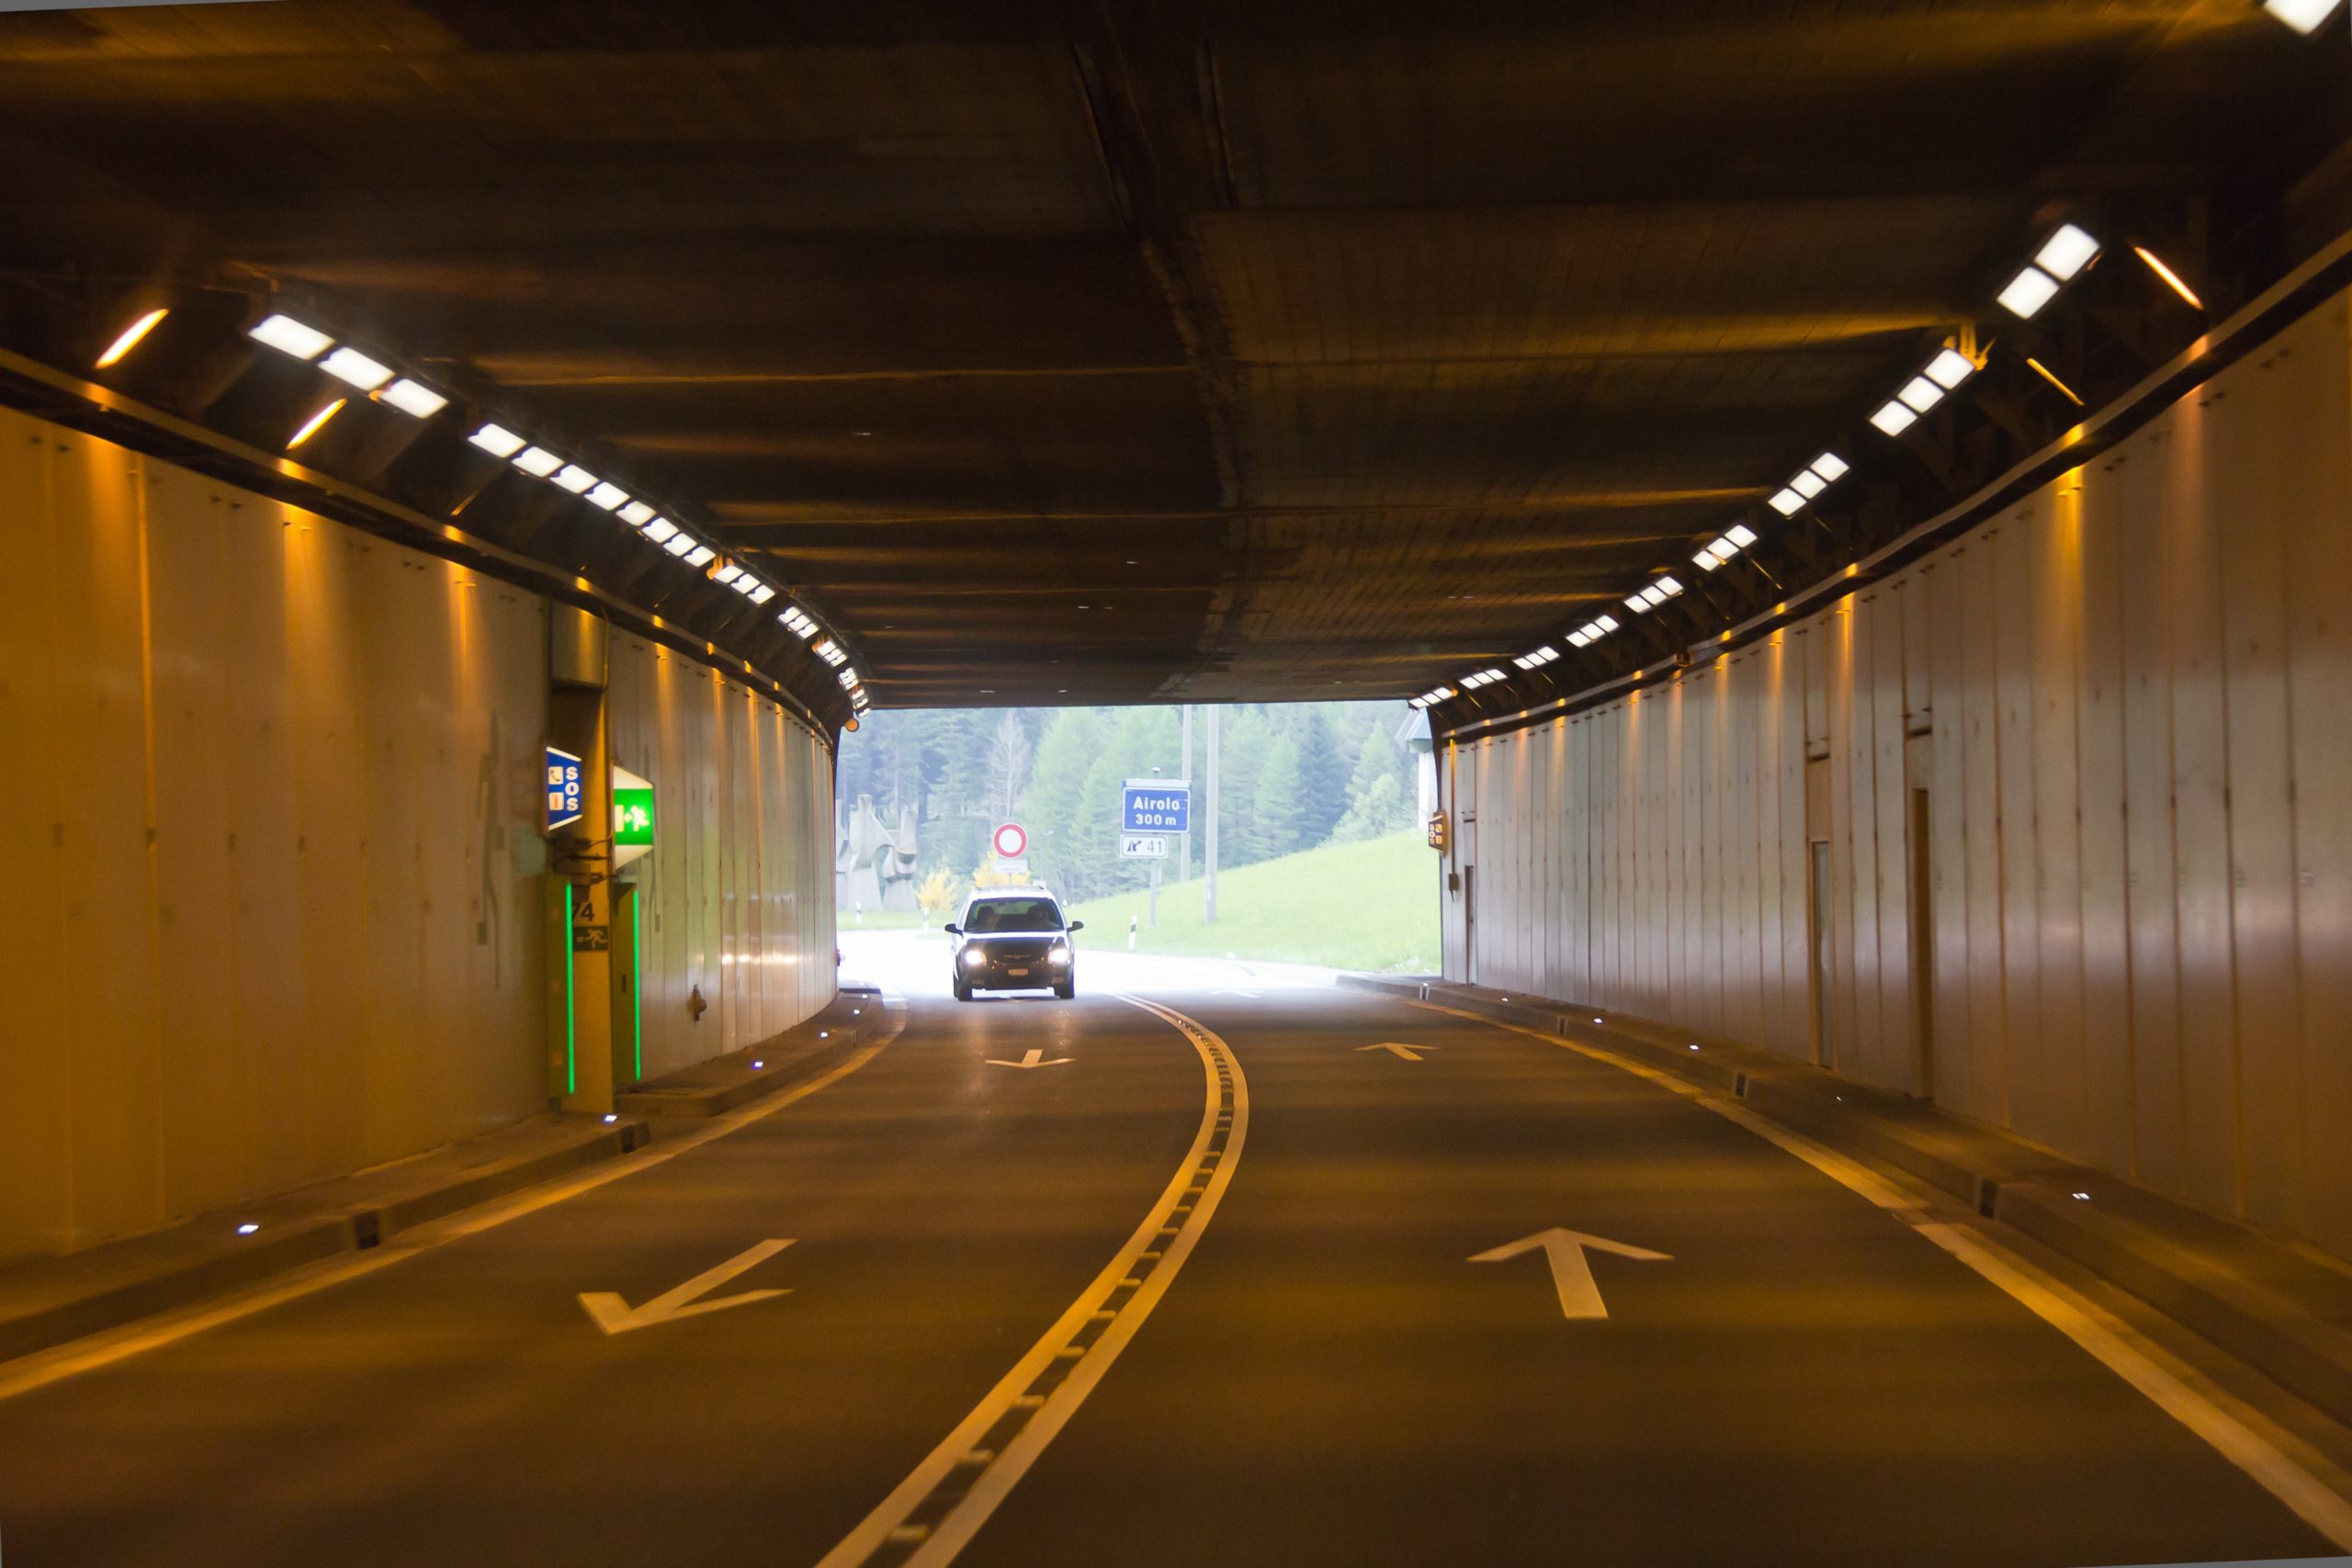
[1809,840,1834,1070]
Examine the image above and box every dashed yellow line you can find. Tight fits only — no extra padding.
[813,994,1247,1568]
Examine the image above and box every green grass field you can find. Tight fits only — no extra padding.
[1066,829,1440,972]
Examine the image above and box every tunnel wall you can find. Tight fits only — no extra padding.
[1440,286,2352,1260]
[0,404,835,1261]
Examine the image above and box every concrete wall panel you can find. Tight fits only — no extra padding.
[1441,282,2352,1260]
[0,407,834,1261]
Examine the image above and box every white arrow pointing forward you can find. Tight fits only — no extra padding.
[578,1239,795,1336]
[1468,1228,1671,1320]
[985,1047,1073,1068]
[1357,1042,1432,1062]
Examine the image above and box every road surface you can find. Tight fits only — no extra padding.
[0,974,2341,1566]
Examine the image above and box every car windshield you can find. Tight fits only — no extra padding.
[964,897,1064,934]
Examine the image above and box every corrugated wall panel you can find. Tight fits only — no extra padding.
[1436,276,2352,1261]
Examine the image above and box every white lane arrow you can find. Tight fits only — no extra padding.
[579,1239,795,1336]
[1468,1228,1671,1320]
[1357,1042,1432,1062]
[986,1047,1074,1069]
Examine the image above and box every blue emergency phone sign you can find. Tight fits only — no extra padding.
[1121,780,1192,834]
[545,745,585,831]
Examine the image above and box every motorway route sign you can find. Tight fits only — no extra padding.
[1121,780,1192,834]
[1120,834,1168,859]
[545,745,584,831]
[992,822,1028,859]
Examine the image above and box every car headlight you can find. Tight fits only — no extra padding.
[962,948,986,968]
[1048,944,1071,965]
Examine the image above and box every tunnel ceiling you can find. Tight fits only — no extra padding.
[2,1,2347,712]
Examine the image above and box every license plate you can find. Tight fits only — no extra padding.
[1006,967,1031,977]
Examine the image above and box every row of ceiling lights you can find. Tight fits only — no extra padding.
[96,305,869,716]
[1421,204,2214,716]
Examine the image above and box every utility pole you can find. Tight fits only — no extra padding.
[1204,705,1219,924]
[1148,766,1161,928]
[1179,704,1193,884]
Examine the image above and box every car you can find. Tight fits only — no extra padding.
[944,889,1083,1001]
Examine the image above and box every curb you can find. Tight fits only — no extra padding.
[616,987,885,1119]
[0,1115,650,1367]
[1340,972,2352,1433]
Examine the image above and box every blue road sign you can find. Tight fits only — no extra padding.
[546,745,585,831]
[1121,780,1192,834]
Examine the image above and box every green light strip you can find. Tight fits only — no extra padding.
[631,892,645,1082]
[564,911,578,1097]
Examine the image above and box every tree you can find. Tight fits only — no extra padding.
[914,867,964,928]
[1255,732,1309,858]
[1215,707,1273,867]
[1022,709,1109,892]
[983,712,1032,820]
[1290,707,1351,846]
[1329,773,1404,843]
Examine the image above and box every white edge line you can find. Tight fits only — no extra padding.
[0,1010,904,1403]
[1406,996,2352,1551]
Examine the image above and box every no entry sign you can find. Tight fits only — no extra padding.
[992,822,1028,859]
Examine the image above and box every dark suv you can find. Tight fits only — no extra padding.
[945,891,1083,1000]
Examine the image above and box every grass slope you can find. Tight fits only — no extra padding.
[1066,829,1439,973]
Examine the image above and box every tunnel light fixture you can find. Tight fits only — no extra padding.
[286,399,345,449]
[1567,628,1593,647]
[749,582,777,606]
[236,1223,261,1236]
[710,560,744,587]
[1656,575,1683,597]
[1595,614,1619,633]
[2266,0,2346,29]
[2133,245,2205,310]
[1896,376,1945,414]
[514,446,565,478]
[552,464,599,494]
[684,543,717,568]
[1624,592,1652,613]
[321,346,394,390]
[642,516,679,545]
[1512,646,1560,671]
[1639,584,1668,607]
[1871,399,1919,435]
[1694,548,1724,571]
[1998,265,2062,319]
[1789,469,1826,500]
[729,572,761,596]
[1768,487,1804,516]
[1460,669,1507,690]
[469,423,526,458]
[839,668,862,690]
[663,531,697,558]
[585,481,629,511]
[249,313,334,361]
[378,378,448,418]
[2036,223,2102,282]
[1924,347,1978,389]
[1806,455,1847,486]
[618,501,658,526]
[2024,355,2086,406]
[780,607,819,639]
[814,638,849,668]
[96,308,169,368]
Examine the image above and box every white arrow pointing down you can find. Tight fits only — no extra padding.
[1469,1228,1671,1320]
[579,1239,795,1336]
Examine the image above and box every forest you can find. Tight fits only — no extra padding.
[835,701,1424,904]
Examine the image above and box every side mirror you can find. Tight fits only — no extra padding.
[1066,920,1085,933]
[943,923,962,936]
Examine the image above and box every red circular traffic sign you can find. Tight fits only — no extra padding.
[992,822,1027,859]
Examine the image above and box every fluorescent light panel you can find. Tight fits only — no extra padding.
[552,464,598,493]
[1790,469,1826,499]
[643,517,679,545]
[586,482,629,511]
[1726,524,1758,547]
[96,309,168,368]
[1769,488,1805,516]
[1925,348,1977,389]
[1871,400,1919,435]
[379,378,448,418]
[2266,0,2346,30]
[2036,223,2101,281]
[618,501,657,526]
[663,532,696,558]
[514,446,564,478]
[469,423,526,457]
[1998,266,2061,319]
[250,314,334,361]
[684,544,716,567]
[1896,376,1945,413]
[321,347,393,390]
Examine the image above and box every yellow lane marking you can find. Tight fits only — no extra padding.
[0,1012,902,1403]
[1406,996,2352,1551]
[813,993,1247,1568]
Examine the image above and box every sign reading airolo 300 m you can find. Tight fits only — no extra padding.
[1120,780,1191,834]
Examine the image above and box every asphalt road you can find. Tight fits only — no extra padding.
[0,978,2341,1567]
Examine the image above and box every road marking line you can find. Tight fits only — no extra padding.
[1406,996,2352,1551]
[0,1012,903,1403]
[812,993,1247,1568]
